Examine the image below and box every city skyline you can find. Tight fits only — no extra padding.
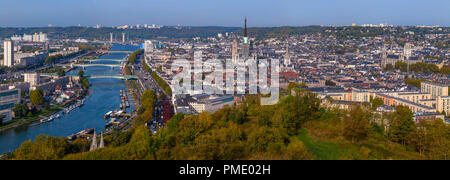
[0,0,449,27]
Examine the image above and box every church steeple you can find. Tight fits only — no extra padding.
[244,17,248,38]
[89,130,98,151]
[99,133,104,148]
[242,17,250,58]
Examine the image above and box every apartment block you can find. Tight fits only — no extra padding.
[421,81,449,99]
[0,89,21,124]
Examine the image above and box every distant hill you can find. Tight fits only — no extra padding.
[0,26,241,40]
[1,26,448,41]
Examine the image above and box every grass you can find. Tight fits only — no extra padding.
[298,129,361,160]
[298,123,422,160]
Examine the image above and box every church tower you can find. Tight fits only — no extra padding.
[89,130,98,151]
[381,43,387,68]
[232,39,239,63]
[242,17,250,59]
[99,133,104,148]
[284,42,291,67]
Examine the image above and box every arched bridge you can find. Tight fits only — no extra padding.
[102,51,134,54]
[79,59,127,63]
[87,75,138,80]
[39,74,137,80]
[71,64,123,68]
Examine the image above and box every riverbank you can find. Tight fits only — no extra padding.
[0,106,61,132]
[0,44,140,154]
[0,93,88,133]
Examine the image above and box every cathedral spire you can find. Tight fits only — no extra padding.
[244,17,248,38]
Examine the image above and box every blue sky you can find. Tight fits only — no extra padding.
[0,0,449,27]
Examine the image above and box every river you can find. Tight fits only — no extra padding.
[0,44,139,154]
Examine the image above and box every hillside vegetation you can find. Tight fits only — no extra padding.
[4,89,449,160]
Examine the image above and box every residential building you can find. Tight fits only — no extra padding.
[24,73,40,87]
[3,39,14,67]
[0,89,21,124]
[421,81,449,99]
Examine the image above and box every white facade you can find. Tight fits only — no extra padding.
[24,73,40,87]
[9,33,47,42]
[3,39,14,67]
[145,40,153,54]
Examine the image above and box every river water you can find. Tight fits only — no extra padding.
[0,45,138,154]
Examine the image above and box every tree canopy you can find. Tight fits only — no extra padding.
[9,90,449,160]
[30,88,44,106]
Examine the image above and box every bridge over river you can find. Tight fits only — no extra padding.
[39,73,138,80]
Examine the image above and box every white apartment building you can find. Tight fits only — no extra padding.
[24,73,40,87]
[3,39,14,67]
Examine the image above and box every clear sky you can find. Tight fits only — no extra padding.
[0,0,449,27]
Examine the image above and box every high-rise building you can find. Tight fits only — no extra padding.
[110,33,113,44]
[3,39,14,67]
[144,40,153,54]
[122,33,126,43]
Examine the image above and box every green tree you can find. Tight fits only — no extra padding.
[78,70,84,78]
[370,97,384,110]
[13,103,29,118]
[409,119,450,160]
[45,56,54,65]
[395,61,408,72]
[285,137,311,160]
[151,71,172,96]
[30,88,44,106]
[81,77,90,90]
[13,135,70,160]
[134,90,157,126]
[278,90,321,135]
[384,64,394,71]
[287,82,299,93]
[388,106,415,146]
[343,105,372,143]
[57,68,65,77]
[405,79,425,89]
[124,65,132,75]
[143,60,151,73]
